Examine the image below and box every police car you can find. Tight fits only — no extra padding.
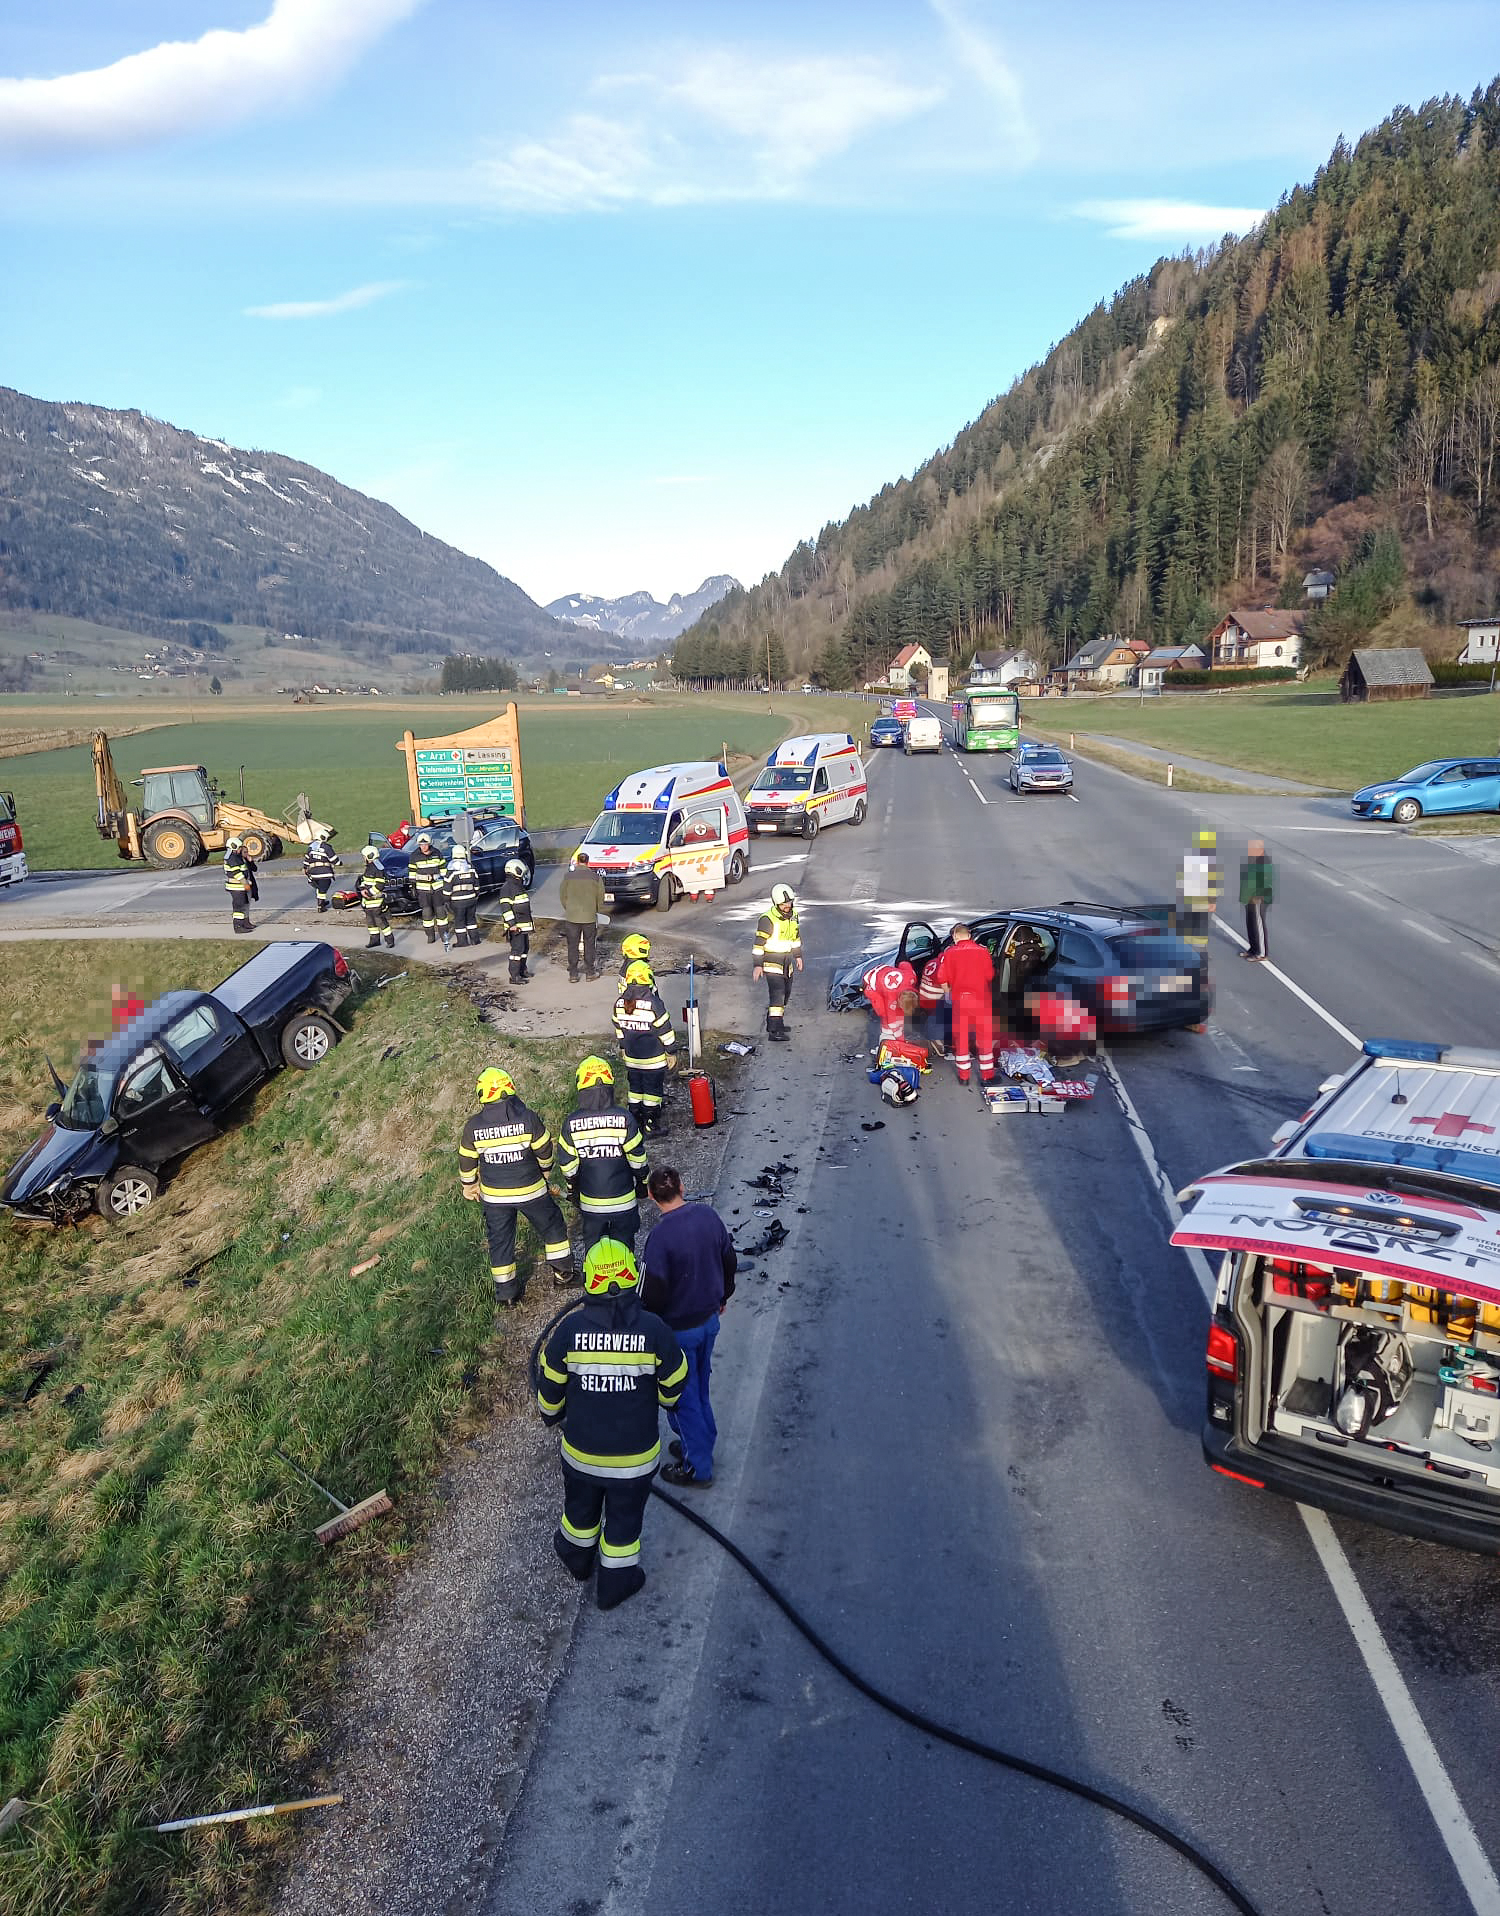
[1180,1039,1500,1552]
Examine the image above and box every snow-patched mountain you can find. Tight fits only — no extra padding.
[547,575,739,645]
[0,385,562,657]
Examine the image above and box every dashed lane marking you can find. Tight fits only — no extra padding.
[1213,915,1360,1050]
[1103,1048,1500,1916]
[1403,916,1450,944]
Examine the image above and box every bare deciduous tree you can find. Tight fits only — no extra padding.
[1257,440,1308,572]
[1456,366,1500,528]
[1397,399,1445,541]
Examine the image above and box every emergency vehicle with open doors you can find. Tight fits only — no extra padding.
[745,734,868,839]
[1180,1039,1500,1552]
[579,761,750,914]
[0,789,26,890]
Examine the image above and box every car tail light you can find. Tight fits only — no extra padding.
[332,949,349,978]
[1099,974,1134,1004]
[1206,1323,1239,1379]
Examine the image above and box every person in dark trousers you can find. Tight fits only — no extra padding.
[407,831,450,944]
[641,1166,736,1488]
[555,1055,649,1251]
[752,882,802,1041]
[358,845,394,949]
[224,835,257,934]
[612,961,677,1131]
[302,837,339,913]
[445,847,480,947]
[558,851,605,982]
[460,1066,575,1302]
[537,1237,686,1610]
[499,858,534,982]
[1241,838,1275,963]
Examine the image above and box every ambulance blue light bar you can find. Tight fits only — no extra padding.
[1362,1039,1446,1063]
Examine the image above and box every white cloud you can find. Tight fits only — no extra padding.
[1076,198,1267,242]
[245,280,410,320]
[480,50,947,213]
[0,0,425,154]
[927,0,1036,166]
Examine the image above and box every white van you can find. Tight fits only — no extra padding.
[1183,1038,1500,1552]
[904,715,943,755]
[745,734,868,840]
[580,762,750,914]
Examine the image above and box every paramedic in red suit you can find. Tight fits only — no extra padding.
[922,925,995,1085]
[862,959,918,1047]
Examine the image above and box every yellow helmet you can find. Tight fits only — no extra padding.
[583,1237,639,1295]
[576,1054,614,1089]
[621,934,652,962]
[476,1067,515,1102]
[1195,829,1216,850]
[624,960,654,987]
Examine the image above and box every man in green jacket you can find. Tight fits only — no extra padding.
[1240,839,1274,963]
[558,851,606,983]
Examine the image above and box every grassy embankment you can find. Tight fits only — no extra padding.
[0,937,644,1915]
[1023,683,1500,794]
[0,693,875,873]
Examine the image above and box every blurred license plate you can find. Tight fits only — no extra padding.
[1158,973,1194,992]
[757,823,778,833]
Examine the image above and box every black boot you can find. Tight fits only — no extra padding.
[425,928,436,944]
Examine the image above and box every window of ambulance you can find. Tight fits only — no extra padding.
[587,812,666,847]
[753,767,813,794]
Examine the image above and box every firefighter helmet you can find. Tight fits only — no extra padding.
[504,858,528,881]
[448,845,471,866]
[621,934,651,963]
[583,1236,639,1295]
[225,835,243,851]
[770,883,796,911]
[1195,828,1216,850]
[361,844,381,863]
[624,960,654,987]
[576,1054,614,1088]
[476,1067,515,1102]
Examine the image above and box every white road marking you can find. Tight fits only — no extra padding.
[1105,1050,1500,1916]
[1403,916,1450,944]
[1213,915,1360,1050]
[1298,1507,1500,1916]
[749,854,810,873]
[1206,1026,1260,1073]
[100,878,176,910]
[1280,826,1400,834]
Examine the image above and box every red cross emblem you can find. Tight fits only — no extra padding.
[1410,1112,1497,1140]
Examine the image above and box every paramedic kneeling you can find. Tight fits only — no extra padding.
[641,1167,737,1489]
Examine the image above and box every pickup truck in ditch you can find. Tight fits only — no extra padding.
[2,941,353,1225]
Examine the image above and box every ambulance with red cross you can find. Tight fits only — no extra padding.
[1181,1039,1500,1551]
[579,761,750,914]
[743,734,868,839]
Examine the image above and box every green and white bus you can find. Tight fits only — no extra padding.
[958,688,1020,751]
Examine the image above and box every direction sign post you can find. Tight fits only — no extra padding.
[398,705,525,826]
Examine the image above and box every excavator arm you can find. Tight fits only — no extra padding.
[91,731,140,858]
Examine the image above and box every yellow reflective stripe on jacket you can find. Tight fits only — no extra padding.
[561,1437,662,1477]
[764,911,800,951]
[540,1355,567,1386]
[480,1177,548,1203]
[536,1383,566,1416]
[659,1353,688,1393]
[577,1192,638,1214]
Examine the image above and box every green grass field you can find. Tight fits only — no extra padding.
[0,938,650,1914]
[1026,684,1500,789]
[1,694,872,872]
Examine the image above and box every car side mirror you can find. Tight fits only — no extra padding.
[99,1117,120,1139]
[45,1101,60,1120]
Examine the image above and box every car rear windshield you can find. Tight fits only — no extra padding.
[588,813,666,846]
[754,768,813,791]
[1106,933,1198,966]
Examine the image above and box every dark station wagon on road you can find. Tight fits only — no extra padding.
[2,941,353,1225]
[368,810,535,914]
[830,901,1210,1034]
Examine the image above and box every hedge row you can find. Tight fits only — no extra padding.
[1430,661,1496,685]
[1163,666,1300,689]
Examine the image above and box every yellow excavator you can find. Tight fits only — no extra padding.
[91,730,334,870]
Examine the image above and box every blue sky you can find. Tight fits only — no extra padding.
[1,3,1494,605]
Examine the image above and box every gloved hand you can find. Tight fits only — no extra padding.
[461,1184,480,1202]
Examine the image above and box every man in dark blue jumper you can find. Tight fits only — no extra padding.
[641,1166,736,1488]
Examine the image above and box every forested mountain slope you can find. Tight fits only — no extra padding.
[673,82,1500,687]
[0,388,562,662]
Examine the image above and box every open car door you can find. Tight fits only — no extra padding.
[896,921,942,972]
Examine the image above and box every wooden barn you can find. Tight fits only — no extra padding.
[1339,648,1434,703]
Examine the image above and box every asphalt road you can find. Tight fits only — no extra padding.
[480,719,1500,1916]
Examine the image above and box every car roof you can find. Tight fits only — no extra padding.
[90,990,205,1072]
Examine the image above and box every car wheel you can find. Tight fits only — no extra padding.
[654,874,675,913]
[239,828,273,862]
[803,812,820,841]
[281,1012,338,1069]
[1391,798,1421,824]
[142,820,203,870]
[727,850,747,884]
[97,1165,158,1221]
[851,799,867,826]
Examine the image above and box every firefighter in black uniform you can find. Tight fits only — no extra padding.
[611,960,676,1133]
[446,847,480,948]
[460,1066,575,1301]
[752,882,802,1041]
[407,831,450,944]
[555,1056,649,1253]
[536,1236,686,1609]
[615,932,654,996]
[358,845,394,949]
[224,835,257,934]
[498,857,534,983]
[302,837,339,913]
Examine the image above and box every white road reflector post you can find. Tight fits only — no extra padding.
[145,1794,344,1835]
[1167,763,1174,787]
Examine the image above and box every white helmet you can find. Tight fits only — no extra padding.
[504,858,528,882]
[416,831,432,848]
[449,846,471,866]
[880,1071,918,1106]
[771,883,796,911]
[361,844,381,863]
[225,835,243,852]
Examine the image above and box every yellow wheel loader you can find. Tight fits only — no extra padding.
[91,731,335,871]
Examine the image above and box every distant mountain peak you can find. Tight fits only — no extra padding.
[545,575,740,643]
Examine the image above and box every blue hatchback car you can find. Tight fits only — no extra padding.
[1351,758,1500,823]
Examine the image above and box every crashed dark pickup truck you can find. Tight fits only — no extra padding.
[2,941,353,1225]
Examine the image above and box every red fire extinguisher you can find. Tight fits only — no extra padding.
[687,1070,717,1128]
